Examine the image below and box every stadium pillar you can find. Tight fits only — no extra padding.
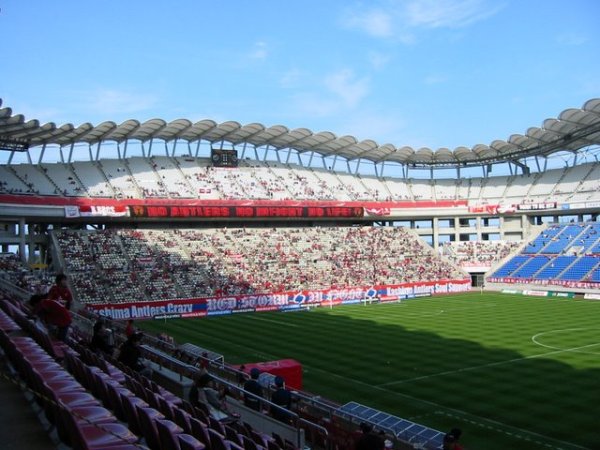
[432,217,439,250]
[18,218,26,264]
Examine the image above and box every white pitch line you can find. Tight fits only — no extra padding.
[303,365,588,450]
[184,327,587,450]
[378,341,600,387]
[250,316,299,327]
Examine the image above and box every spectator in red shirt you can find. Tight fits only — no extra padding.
[125,319,135,337]
[48,274,73,310]
[29,293,72,342]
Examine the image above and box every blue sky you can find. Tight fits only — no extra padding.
[1,0,599,152]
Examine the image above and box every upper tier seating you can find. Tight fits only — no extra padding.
[3,158,599,204]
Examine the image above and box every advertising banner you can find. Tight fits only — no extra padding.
[489,276,600,290]
[129,205,364,219]
[89,279,471,320]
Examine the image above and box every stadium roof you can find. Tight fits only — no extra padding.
[1,98,599,167]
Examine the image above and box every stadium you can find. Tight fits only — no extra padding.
[0,91,599,450]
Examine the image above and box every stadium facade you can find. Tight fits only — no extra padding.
[0,97,599,290]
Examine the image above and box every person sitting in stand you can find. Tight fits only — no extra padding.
[243,368,263,411]
[443,428,464,450]
[190,373,229,420]
[118,331,151,376]
[29,293,72,342]
[270,376,293,423]
[355,423,385,450]
[89,320,114,356]
[48,274,73,310]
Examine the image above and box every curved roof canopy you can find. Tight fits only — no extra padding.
[0,98,599,167]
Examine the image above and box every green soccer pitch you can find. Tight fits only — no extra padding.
[137,292,600,450]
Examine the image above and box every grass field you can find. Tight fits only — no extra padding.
[138,292,600,450]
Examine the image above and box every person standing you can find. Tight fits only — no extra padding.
[48,274,73,310]
[243,368,263,411]
[29,293,72,342]
[125,319,135,338]
[270,376,292,423]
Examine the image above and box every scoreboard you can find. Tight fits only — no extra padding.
[211,148,239,167]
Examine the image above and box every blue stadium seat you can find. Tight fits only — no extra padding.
[535,256,575,279]
[559,256,600,281]
[511,256,551,279]
[493,255,530,277]
[540,224,585,254]
[523,226,562,254]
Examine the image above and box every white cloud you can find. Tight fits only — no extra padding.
[405,0,504,29]
[248,41,268,60]
[292,93,341,118]
[368,51,392,70]
[423,74,447,85]
[324,69,370,108]
[337,110,408,144]
[289,69,371,118]
[342,0,504,41]
[556,33,588,46]
[79,88,158,115]
[279,68,305,88]
[342,8,394,38]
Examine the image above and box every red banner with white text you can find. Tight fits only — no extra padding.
[88,279,471,320]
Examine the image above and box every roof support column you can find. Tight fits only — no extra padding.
[307,151,314,167]
[123,140,128,159]
[194,140,201,157]
[95,142,102,161]
[141,142,146,158]
[164,140,169,157]
[430,167,434,180]
[285,149,292,164]
[354,158,362,174]
[7,150,15,165]
[346,160,351,173]
[59,146,65,164]
[148,138,154,157]
[543,157,548,171]
[332,155,338,170]
[88,145,93,161]
[263,145,269,161]
[116,143,122,160]
[38,144,47,165]
[456,166,461,179]
[573,153,578,167]
[67,142,75,163]
[322,155,327,170]
[534,156,541,172]
[380,161,386,177]
[373,163,379,177]
[254,145,260,161]
[241,141,247,159]
[172,138,178,157]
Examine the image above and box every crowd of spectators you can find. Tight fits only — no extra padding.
[54,226,468,305]
[442,240,522,267]
[0,253,53,294]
